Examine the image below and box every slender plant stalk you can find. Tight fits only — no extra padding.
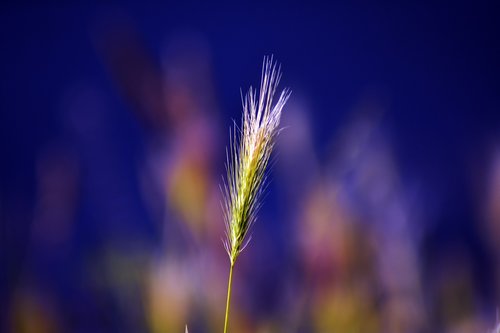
[223,263,234,333]
[220,56,290,332]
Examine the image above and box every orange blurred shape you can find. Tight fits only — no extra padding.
[147,258,191,333]
[9,289,61,333]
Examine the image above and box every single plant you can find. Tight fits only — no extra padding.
[220,56,290,333]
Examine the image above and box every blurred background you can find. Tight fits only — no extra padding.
[1,2,499,333]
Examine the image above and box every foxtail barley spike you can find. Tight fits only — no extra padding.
[221,56,290,333]
[221,56,290,265]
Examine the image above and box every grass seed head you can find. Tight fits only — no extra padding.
[221,56,291,265]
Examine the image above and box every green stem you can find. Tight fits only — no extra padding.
[223,262,235,333]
